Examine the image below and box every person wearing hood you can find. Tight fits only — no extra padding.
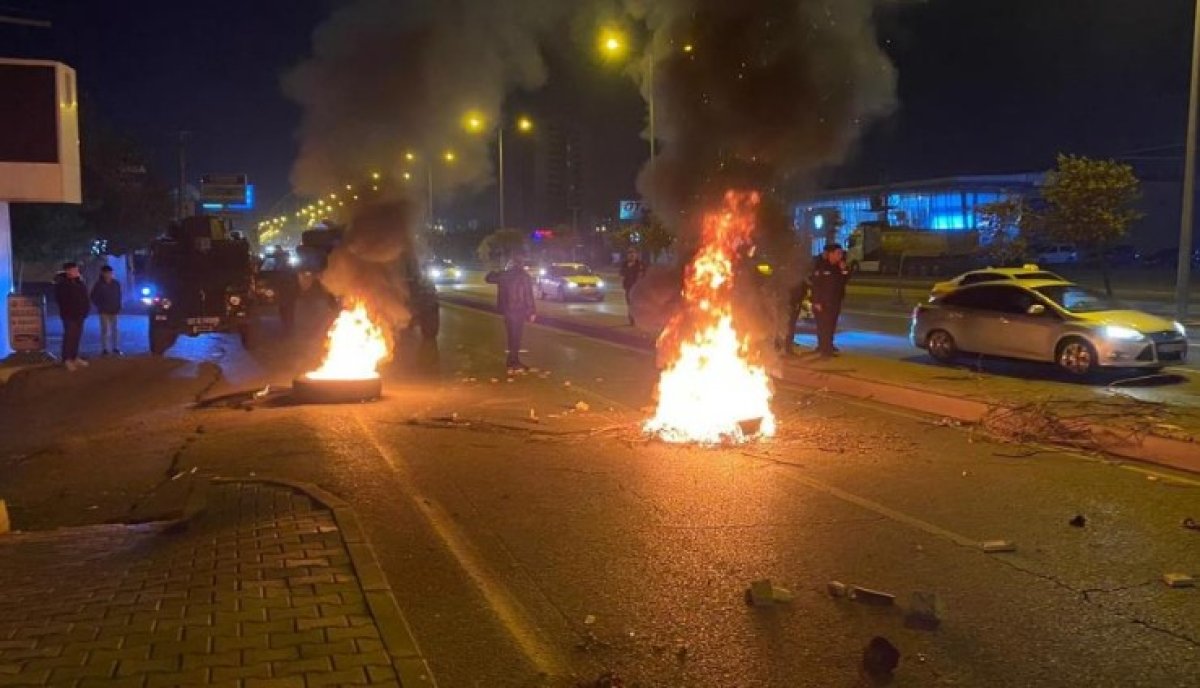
[90,265,123,356]
[54,261,91,370]
[485,257,537,372]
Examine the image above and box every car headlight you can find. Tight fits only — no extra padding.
[452,269,462,278]
[228,295,242,306]
[263,288,275,298]
[596,280,605,288]
[429,269,442,279]
[567,282,579,289]
[160,298,172,309]
[1175,321,1188,337]
[1103,325,1144,341]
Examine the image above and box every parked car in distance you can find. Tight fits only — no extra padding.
[930,264,1065,298]
[911,280,1187,376]
[1032,244,1079,265]
[1097,244,1140,267]
[1140,247,1200,269]
[424,258,462,285]
[536,262,606,301]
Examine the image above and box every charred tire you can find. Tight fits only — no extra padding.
[292,375,382,404]
[926,330,958,363]
[149,324,177,356]
[1056,337,1097,376]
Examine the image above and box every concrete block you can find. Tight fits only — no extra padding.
[826,580,848,598]
[1162,573,1195,588]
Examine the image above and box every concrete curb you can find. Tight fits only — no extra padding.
[442,295,1200,475]
[211,476,438,687]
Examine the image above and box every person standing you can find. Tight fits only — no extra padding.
[90,265,123,356]
[485,259,537,372]
[809,244,850,357]
[619,249,646,325]
[54,261,91,370]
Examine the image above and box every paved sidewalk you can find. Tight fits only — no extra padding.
[0,483,408,687]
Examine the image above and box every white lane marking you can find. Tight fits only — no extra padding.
[349,411,569,678]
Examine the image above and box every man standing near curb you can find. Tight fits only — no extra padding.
[90,265,123,356]
[54,261,91,370]
[485,258,537,373]
[619,249,646,326]
[809,243,850,357]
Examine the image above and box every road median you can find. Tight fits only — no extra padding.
[441,293,1200,474]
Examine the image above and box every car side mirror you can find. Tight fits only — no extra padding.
[1027,304,1046,316]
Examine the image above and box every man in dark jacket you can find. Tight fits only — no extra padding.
[485,258,537,371]
[90,265,123,355]
[54,262,91,370]
[809,244,850,357]
[619,249,646,325]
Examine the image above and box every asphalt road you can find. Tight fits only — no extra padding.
[2,299,1199,687]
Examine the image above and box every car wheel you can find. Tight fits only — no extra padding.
[926,330,958,362]
[1056,338,1097,376]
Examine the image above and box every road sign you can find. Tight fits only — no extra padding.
[619,200,644,221]
[7,293,46,353]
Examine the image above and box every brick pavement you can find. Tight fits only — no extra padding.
[0,483,403,687]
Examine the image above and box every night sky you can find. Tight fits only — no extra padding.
[2,0,1195,221]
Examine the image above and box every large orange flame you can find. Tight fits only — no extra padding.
[305,300,389,381]
[644,191,776,444]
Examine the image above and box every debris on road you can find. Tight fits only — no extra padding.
[528,409,539,423]
[490,378,499,384]
[575,401,591,412]
[584,614,596,625]
[595,377,605,382]
[827,580,848,598]
[744,579,793,607]
[850,585,896,607]
[563,380,572,387]
[1069,514,1088,528]
[904,591,943,631]
[1162,573,1195,588]
[981,540,1017,553]
[1183,517,1199,532]
[577,672,624,688]
[862,636,900,680]
[933,417,962,428]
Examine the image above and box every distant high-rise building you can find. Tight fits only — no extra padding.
[533,120,583,230]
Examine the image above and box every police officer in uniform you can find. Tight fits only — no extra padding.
[809,243,850,357]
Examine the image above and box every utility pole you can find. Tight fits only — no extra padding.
[1177,0,1200,320]
[498,127,506,230]
[176,131,190,221]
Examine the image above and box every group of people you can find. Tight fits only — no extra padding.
[53,261,124,371]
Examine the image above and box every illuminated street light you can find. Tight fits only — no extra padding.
[683,43,694,53]
[462,111,487,133]
[371,171,381,180]
[443,150,456,162]
[403,172,412,181]
[345,184,353,191]
[405,151,416,162]
[517,116,534,133]
[599,28,626,57]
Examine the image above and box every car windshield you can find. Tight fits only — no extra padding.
[1015,272,1062,281]
[1035,285,1120,313]
[555,265,593,276]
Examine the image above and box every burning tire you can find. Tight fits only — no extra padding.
[291,375,382,404]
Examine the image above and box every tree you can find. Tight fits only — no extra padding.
[1040,154,1143,295]
[476,228,527,266]
[975,197,1032,266]
[613,217,675,263]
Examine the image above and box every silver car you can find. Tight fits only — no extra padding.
[910,280,1188,375]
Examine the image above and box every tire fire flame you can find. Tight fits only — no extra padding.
[305,300,388,381]
[644,191,776,444]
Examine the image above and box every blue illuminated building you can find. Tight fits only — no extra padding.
[795,174,1042,251]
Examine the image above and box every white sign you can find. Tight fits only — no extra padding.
[7,294,46,353]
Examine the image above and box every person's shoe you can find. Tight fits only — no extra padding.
[75,358,90,367]
[64,359,78,372]
[832,346,841,353]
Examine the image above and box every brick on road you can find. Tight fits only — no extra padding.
[0,483,401,686]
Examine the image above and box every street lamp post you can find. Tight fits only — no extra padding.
[464,113,533,230]
[1178,0,1200,320]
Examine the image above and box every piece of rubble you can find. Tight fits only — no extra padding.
[1162,573,1196,588]
[583,614,596,625]
[862,636,900,680]
[575,401,591,412]
[826,580,848,598]
[1183,517,1199,532]
[744,579,794,607]
[563,380,572,387]
[490,378,499,384]
[1069,514,1087,528]
[903,591,943,631]
[850,586,895,607]
[981,540,1016,553]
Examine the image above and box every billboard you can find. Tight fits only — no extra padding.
[619,200,644,221]
[0,59,81,203]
